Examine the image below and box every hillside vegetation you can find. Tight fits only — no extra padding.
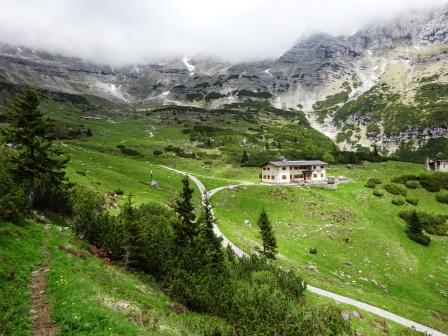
[212,162,448,333]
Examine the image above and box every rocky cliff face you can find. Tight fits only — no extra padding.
[273,33,360,86]
[0,4,447,153]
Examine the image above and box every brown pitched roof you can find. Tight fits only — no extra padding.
[263,160,328,167]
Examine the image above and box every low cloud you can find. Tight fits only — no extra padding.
[0,0,446,66]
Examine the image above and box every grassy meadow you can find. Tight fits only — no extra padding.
[212,162,448,332]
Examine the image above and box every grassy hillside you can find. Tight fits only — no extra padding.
[0,221,227,335]
[51,102,446,333]
[212,162,448,332]
[1,87,442,335]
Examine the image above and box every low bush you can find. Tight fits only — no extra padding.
[407,231,431,246]
[402,210,432,246]
[309,247,318,255]
[373,190,384,197]
[405,197,419,206]
[418,212,448,236]
[365,180,376,188]
[153,149,163,156]
[33,176,71,214]
[117,144,142,157]
[384,183,408,196]
[69,187,105,243]
[399,210,448,236]
[392,198,405,206]
[418,173,448,192]
[368,177,382,185]
[436,192,448,204]
[114,188,124,196]
[405,180,419,189]
[0,167,28,222]
[393,173,448,192]
[419,179,440,192]
[164,145,198,159]
[392,175,419,184]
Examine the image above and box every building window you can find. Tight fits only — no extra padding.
[321,174,324,177]
[271,175,274,179]
[299,174,303,178]
[282,175,287,180]
[313,166,316,169]
[282,167,286,170]
[263,175,266,179]
[313,174,317,178]
[321,165,325,169]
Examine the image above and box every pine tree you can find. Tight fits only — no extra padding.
[1,89,68,207]
[407,210,421,235]
[173,175,199,246]
[241,150,249,164]
[199,196,223,267]
[257,208,278,259]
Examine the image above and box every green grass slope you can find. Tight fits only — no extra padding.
[212,162,448,333]
[0,221,227,336]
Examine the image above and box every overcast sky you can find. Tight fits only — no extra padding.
[0,0,447,66]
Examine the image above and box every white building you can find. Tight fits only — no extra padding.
[425,157,448,172]
[261,160,328,183]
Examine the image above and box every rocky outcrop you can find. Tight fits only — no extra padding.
[272,33,360,87]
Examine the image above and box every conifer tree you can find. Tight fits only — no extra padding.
[241,150,249,165]
[407,210,422,235]
[1,89,68,207]
[199,196,223,267]
[257,208,278,259]
[173,175,199,246]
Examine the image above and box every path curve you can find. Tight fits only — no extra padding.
[159,165,447,336]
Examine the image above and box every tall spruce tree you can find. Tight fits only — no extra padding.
[199,196,223,267]
[257,208,278,259]
[173,175,199,246]
[1,89,68,207]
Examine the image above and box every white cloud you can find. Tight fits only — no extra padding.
[0,0,446,65]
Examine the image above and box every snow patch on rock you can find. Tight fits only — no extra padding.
[182,56,195,76]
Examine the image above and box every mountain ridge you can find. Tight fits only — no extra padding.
[1,4,448,154]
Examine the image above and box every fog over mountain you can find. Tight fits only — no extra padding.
[0,0,447,66]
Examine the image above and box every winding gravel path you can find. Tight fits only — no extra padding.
[159,165,447,336]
